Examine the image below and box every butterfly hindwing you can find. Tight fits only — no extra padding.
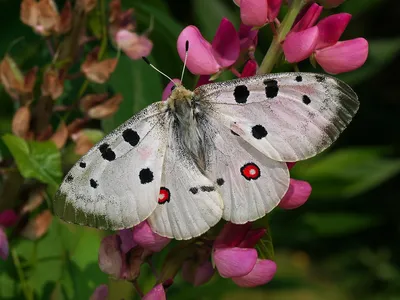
[54,103,168,230]
[148,120,224,240]
[199,116,289,224]
[195,72,359,162]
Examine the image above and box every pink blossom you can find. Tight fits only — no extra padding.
[98,235,124,278]
[182,260,215,286]
[162,79,181,101]
[279,178,312,209]
[238,0,282,27]
[238,24,258,52]
[118,229,136,254]
[0,227,8,260]
[116,30,153,60]
[0,209,18,227]
[132,221,171,252]
[241,60,258,77]
[212,222,276,287]
[177,18,240,75]
[143,284,166,300]
[90,284,109,300]
[315,38,368,74]
[282,4,368,73]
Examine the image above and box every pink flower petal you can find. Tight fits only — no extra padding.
[214,247,257,278]
[118,229,136,254]
[283,26,319,63]
[286,162,296,170]
[116,30,153,60]
[214,222,252,248]
[316,13,352,49]
[0,227,9,260]
[212,18,240,68]
[177,26,220,75]
[98,235,123,278]
[241,60,258,78]
[239,24,258,51]
[238,228,266,248]
[315,38,368,74]
[292,3,323,32]
[133,221,171,252]
[90,284,109,300]
[162,79,181,101]
[267,0,282,21]
[182,260,215,286]
[232,259,277,287]
[279,178,312,209]
[143,284,166,300]
[240,0,269,27]
[0,209,18,227]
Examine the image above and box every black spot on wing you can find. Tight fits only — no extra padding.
[79,162,86,168]
[99,143,116,161]
[123,128,140,147]
[295,75,302,82]
[139,168,154,184]
[233,85,250,103]
[315,75,326,82]
[200,186,215,192]
[189,187,198,194]
[263,79,278,98]
[90,179,98,188]
[216,178,225,186]
[252,125,268,139]
[302,95,311,105]
[66,174,73,182]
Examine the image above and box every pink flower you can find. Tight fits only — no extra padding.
[238,24,258,52]
[315,38,368,74]
[132,221,171,252]
[236,0,282,27]
[98,235,124,278]
[182,260,215,286]
[212,222,277,287]
[279,179,312,209]
[177,18,240,75]
[282,4,368,73]
[0,209,18,227]
[143,284,166,300]
[0,227,8,260]
[90,284,108,300]
[116,30,153,60]
[118,229,136,254]
[162,79,181,101]
[241,60,258,77]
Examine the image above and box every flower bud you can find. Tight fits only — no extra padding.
[21,210,52,240]
[279,178,312,209]
[12,106,31,138]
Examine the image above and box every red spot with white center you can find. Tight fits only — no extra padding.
[158,187,170,204]
[240,163,261,180]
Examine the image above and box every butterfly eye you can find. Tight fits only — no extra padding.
[171,86,176,91]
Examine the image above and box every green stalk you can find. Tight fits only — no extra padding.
[257,0,306,75]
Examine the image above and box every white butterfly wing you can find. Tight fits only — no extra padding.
[148,121,224,240]
[196,73,359,162]
[200,116,289,224]
[54,102,168,230]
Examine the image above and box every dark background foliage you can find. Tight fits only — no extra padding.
[0,0,399,299]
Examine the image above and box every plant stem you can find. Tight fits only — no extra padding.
[12,250,33,300]
[257,0,306,74]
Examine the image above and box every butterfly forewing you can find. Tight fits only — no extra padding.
[196,73,359,162]
[54,102,168,230]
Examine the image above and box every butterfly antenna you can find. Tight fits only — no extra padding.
[142,56,177,86]
[180,40,189,82]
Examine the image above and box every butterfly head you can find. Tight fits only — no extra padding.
[166,85,194,111]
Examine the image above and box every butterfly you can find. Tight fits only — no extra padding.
[54,72,359,240]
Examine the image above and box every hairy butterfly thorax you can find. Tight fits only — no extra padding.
[165,85,208,171]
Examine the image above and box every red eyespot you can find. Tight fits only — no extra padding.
[158,187,170,204]
[240,163,261,180]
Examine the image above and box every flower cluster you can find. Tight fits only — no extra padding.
[93,0,368,298]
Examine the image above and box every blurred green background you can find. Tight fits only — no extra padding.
[1,0,400,299]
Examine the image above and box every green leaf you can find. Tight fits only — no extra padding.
[105,54,163,132]
[254,217,275,260]
[291,147,400,199]
[303,213,379,236]
[2,134,62,187]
